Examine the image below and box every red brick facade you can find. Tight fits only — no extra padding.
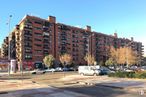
[1,15,144,69]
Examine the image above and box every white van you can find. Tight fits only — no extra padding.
[78,66,100,76]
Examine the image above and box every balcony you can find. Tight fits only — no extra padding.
[60,25,70,31]
[24,33,32,37]
[24,45,32,48]
[43,32,50,36]
[43,35,49,39]
[25,50,32,53]
[43,27,49,31]
[43,46,49,49]
[24,37,32,42]
[44,21,51,27]
[43,40,49,43]
[24,25,32,30]
[24,20,32,25]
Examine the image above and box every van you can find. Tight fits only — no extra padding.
[78,66,100,76]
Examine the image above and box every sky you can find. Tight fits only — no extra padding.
[0,0,146,56]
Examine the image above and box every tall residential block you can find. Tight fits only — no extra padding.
[0,48,1,58]
[1,37,9,59]
[1,15,144,69]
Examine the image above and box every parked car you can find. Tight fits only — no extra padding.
[99,68,115,75]
[45,68,55,72]
[78,66,100,76]
[31,69,46,74]
[62,67,74,71]
[55,67,63,72]
[62,67,69,71]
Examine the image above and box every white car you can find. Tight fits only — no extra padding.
[55,67,63,72]
[31,69,46,74]
[78,66,100,76]
[45,68,55,72]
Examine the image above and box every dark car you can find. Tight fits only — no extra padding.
[99,68,115,75]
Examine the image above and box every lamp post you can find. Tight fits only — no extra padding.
[8,15,12,75]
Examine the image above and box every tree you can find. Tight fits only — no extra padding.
[109,47,119,65]
[118,47,138,66]
[59,53,72,77]
[43,55,55,68]
[118,47,126,65]
[109,46,139,68]
[84,53,95,66]
[105,58,114,66]
[126,47,138,66]
[59,53,72,67]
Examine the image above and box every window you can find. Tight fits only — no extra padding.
[34,44,42,47]
[34,27,42,30]
[25,54,32,59]
[35,50,42,53]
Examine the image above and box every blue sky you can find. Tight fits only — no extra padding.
[0,0,146,55]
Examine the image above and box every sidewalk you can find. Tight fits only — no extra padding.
[0,71,31,76]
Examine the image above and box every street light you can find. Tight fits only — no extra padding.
[7,15,12,75]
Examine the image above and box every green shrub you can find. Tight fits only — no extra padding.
[108,71,146,79]
[135,72,146,79]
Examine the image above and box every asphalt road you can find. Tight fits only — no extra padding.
[59,84,146,97]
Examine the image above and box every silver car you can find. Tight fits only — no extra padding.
[31,69,46,74]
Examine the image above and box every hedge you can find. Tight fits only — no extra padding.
[108,71,146,79]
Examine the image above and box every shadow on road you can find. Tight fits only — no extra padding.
[58,83,145,97]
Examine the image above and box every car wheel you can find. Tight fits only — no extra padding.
[32,72,36,74]
[80,73,84,76]
[93,73,97,76]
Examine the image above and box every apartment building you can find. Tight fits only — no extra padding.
[55,23,93,65]
[0,48,1,58]
[9,32,16,59]
[92,33,144,64]
[1,37,9,59]
[1,15,144,69]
